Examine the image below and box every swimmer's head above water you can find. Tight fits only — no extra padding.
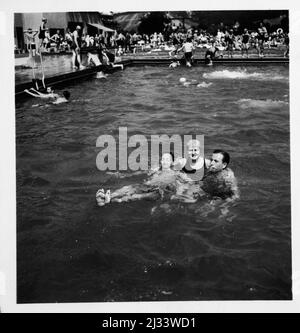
[186,139,201,162]
[209,149,230,173]
[63,90,71,100]
[161,152,174,170]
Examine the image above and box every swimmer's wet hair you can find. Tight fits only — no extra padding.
[213,149,230,166]
[63,90,71,100]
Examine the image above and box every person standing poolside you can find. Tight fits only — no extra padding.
[38,17,47,51]
[284,33,289,58]
[204,41,219,65]
[178,37,195,67]
[225,29,235,58]
[202,149,239,201]
[24,28,38,57]
[65,28,73,52]
[256,23,267,57]
[50,30,63,52]
[71,25,82,69]
[241,28,250,58]
[42,28,51,52]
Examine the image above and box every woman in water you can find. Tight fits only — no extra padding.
[24,87,71,104]
[96,153,191,206]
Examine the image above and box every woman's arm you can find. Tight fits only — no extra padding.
[24,89,40,98]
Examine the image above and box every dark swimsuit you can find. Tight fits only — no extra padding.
[71,32,80,50]
[181,158,208,181]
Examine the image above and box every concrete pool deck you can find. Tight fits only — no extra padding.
[15,49,289,100]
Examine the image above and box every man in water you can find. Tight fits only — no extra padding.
[202,149,239,201]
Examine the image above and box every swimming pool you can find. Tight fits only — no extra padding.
[16,63,291,302]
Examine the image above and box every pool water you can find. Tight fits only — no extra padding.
[16,64,291,302]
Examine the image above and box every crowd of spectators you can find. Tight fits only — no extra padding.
[20,18,289,58]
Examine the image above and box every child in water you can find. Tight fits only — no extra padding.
[96,153,190,206]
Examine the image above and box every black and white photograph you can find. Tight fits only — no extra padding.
[1,0,300,313]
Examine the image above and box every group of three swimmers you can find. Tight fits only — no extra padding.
[96,139,239,207]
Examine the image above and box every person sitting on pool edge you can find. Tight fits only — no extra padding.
[87,52,108,79]
[101,46,124,70]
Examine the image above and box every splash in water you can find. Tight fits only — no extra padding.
[234,98,289,109]
[203,69,286,81]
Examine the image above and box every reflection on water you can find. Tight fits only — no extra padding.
[16,64,291,302]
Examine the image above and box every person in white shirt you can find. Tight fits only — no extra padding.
[178,37,195,67]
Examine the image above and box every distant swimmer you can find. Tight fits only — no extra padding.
[169,61,180,68]
[197,82,212,88]
[179,78,202,87]
[24,87,70,104]
[52,90,71,104]
[202,149,239,201]
[95,72,108,79]
[24,87,59,99]
[96,153,190,207]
